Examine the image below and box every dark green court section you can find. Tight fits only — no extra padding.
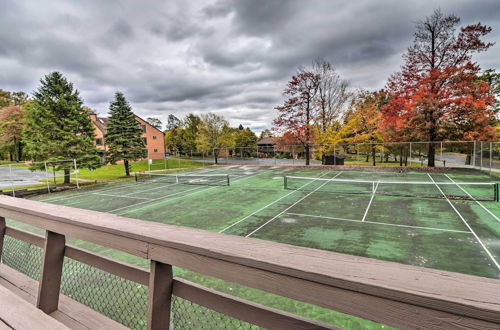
[33,165,500,279]
[16,165,499,328]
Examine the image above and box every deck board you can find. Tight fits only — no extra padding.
[0,264,127,330]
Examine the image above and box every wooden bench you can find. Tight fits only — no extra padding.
[0,284,69,330]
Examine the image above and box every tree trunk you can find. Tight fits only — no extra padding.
[17,142,22,161]
[371,146,376,166]
[305,144,310,166]
[399,147,403,166]
[64,169,70,184]
[427,143,436,167]
[124,160,130,177]
[214,151,218,164]
[365,153,369,162]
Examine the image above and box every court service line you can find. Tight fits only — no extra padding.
[112,168,276,215]
[123,166,230,196]
[219,171,331,233]
[362,181,380,222]
[284,212,472,234]
[245,171,343,238]
[427,173,500,270]
[444,174,499,223]
[92,193,152,200]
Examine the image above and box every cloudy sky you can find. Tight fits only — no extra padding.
[1,0,499,132]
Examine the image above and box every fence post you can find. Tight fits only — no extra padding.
[44,161,50,194]
[147,260,173,330]
[8,165,15,198]
[0,217,5,263]
[409,143,412,167]
[473,141,476,167]
[440,142,443,166]
[37,231,66,314]
[480,142,483,170]
[331,144,335,165]
[73,159,80,189]
[490,142,493,174]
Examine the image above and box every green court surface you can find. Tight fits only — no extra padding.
[13,165,500,328]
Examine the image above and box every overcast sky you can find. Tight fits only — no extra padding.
[1,0,499,132]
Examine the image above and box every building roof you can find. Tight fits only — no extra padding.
[257,137,277,145]
[90,115,164,136]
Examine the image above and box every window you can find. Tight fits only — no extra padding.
[141,125,147,133]
[154,149,158,152]
[142,137,147,145]
[95,138,103,146]
[153,136,157,140]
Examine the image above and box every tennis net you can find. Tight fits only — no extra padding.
[135,172,230,186]
[284,176,499,201]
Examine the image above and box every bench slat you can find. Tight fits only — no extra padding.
[0,284,69,330]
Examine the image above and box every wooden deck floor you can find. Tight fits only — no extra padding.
[0,264,126,330]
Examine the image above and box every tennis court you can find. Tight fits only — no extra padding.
[33,165,500,278]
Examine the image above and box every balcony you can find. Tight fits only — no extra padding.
[0,195,498,329]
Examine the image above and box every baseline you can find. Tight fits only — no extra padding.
[284,212,472,234]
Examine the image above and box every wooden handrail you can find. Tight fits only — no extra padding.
[2,227,336,329]
[0,195,499,329]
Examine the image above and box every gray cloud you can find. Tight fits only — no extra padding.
[0,0,498,132]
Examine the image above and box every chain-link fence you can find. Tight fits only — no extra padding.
[1,235,266,329]
[200,141,500,172]
[171,296,259,329]
[0,159,80,197]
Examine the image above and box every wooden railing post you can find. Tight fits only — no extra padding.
[0,217,5,262]
[37,231,66,314]
[147,260,173,330]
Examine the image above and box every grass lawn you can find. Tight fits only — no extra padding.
[77,158,206,181]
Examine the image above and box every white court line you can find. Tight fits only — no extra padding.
[219,171,331,233]
[110,185,209,214]
[113,168,276,215]
[123,181,180,196]
[92,193,152,200]
[428,173,500,270]
[245,172,343,237]
[362,181,379,222]
[285,212,472,234]
[40,166,225,203]
[444,174,499,223]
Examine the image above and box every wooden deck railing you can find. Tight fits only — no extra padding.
[0,195,499,329]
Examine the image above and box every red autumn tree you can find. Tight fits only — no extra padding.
[273,70,320,165]
[381,9,496,166]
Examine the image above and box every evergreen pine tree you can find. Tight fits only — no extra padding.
[104,92,145,176]
[23,72,101,183]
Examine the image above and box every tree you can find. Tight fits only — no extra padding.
[238,124,244,130]
[235,128,258,156]
[24,72,101,183]
[339,90,386,165]
[259,129,273,139]
[0,105,27,161]
[182,113,201,151]
[273,70,320,165]
[146,117,163,130]
[104,92,145,176]
[196,113,231,164]
[478,69,500,115]
[382,9,495,166]
[0,90,29,108]
[311,59,351,163]
[166,114,181,130]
